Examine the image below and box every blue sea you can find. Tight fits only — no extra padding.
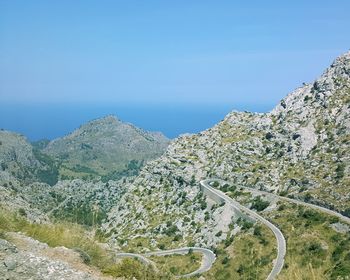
[0,103,272,141]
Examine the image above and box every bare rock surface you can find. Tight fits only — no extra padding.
[0,233,114,280]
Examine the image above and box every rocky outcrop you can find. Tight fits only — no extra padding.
[0,131,42,183]
[0,234,107,280]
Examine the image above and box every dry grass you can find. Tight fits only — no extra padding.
[149,252,201,276]
[204,222,276,280]
[268,202,350,280]
[0,207,115,269]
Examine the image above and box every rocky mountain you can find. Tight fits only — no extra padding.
[102,51,350,247]
[42,115,169,181]
[0,116,169,186]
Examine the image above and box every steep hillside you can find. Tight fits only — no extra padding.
[43,116,169,181]
[0,130,59,185]
[21,178,128,226]
[103,51,350,247]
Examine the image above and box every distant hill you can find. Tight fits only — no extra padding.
[0,116,169,185]
[41,115,169,181]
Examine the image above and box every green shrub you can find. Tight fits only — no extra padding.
[341,207,350,217]
[200,200,207,210]
[335,163,345,179]
[307,241,323,254]
[164,224,178,236]
[298,208,326,223]
[73,247,91,264]
[251,196,270,212]
[224,235,234,248]
[173,234,182,241]
[103,258,158,279]
[241,220,253,231]
[253,226,262,237]
[18,208,26,217]
[303,193,312,202]
[331,260,350,279]
[222,256,230,265]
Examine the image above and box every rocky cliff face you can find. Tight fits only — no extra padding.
[102,51,350,248]
[0,130,58,185]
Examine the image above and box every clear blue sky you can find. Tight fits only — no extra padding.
[0,1,349,139]
[1,0,349,107]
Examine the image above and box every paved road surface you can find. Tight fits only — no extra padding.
[115,252,154,266]
[201,179,286,280]
[145,247,216,278]
[243,186,350,224]
[115,178,349,279]
[116,247,215,278]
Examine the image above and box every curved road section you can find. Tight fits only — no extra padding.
[200,179,286,280]
[115,247,216,278]
[115,179,349,279]
[145,247,216,278]
[114,252,155,266]
[243,186,350,225]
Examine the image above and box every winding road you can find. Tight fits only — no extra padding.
[115,179,350,279]
[242,186,350,224]
[200,179,286,280]
[115,247,216,278]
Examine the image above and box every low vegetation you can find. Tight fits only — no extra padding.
[102,258,161,279]
[212,187,350,280]
[149,252,202,277]
[269,202,350,280]
[251,196,270,212]
[0,206,201,279]
[205,222,275,280]
[0,207,116,272]
[0,207,165,279]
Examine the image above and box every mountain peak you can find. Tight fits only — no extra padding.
[43,115,169,180]
[271,50,350,116]
[83,115,121,127]
[331,49,350,68]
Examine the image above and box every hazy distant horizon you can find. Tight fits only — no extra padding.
[1,1,350,108]
[1,1,350,141]
[0,102,273,141]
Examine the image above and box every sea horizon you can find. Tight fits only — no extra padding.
[0,102,273,141]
